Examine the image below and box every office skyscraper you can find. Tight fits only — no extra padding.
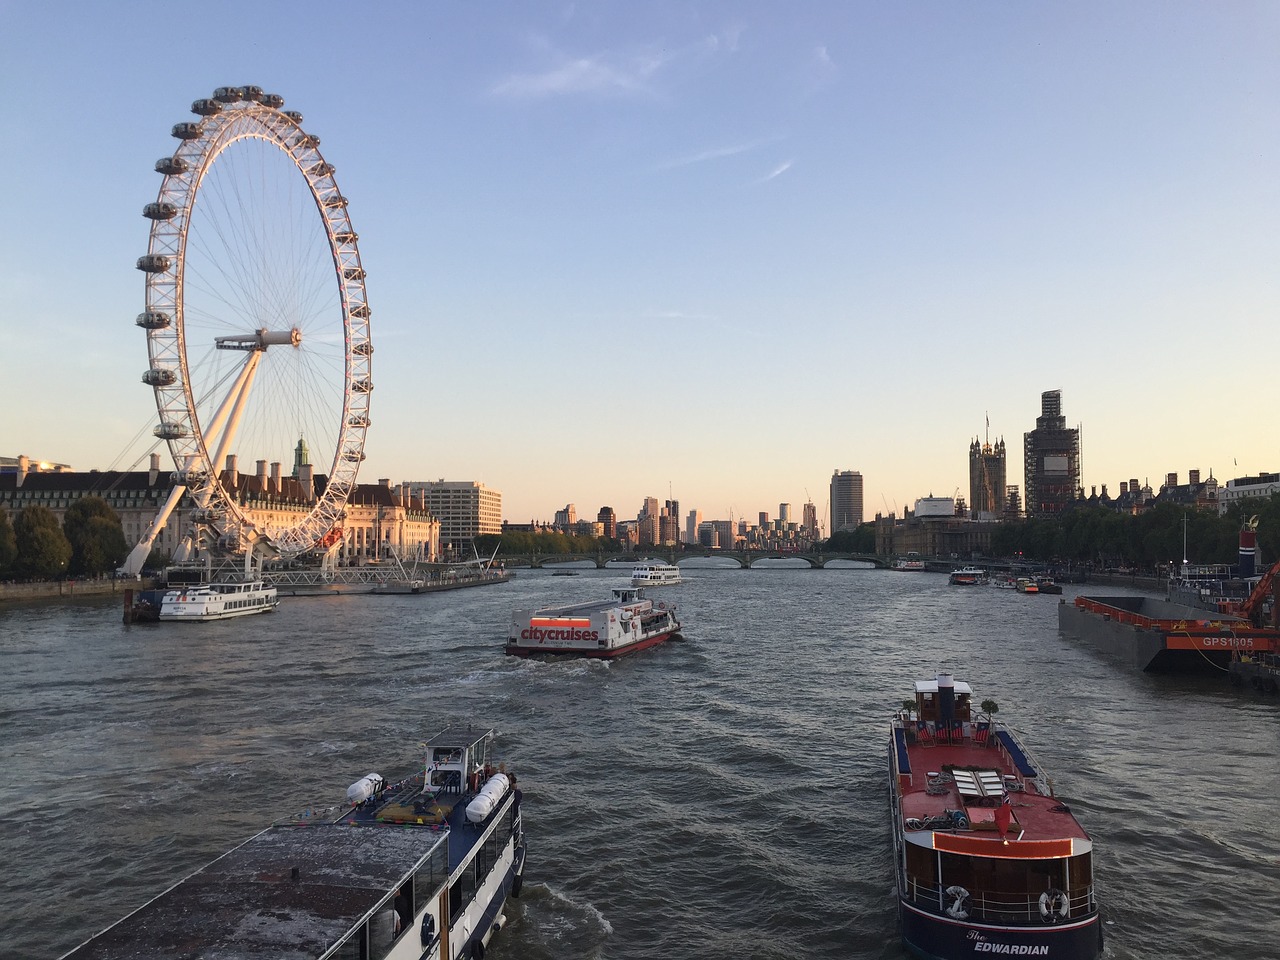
[830,470,864,532]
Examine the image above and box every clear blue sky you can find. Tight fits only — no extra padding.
[3,2,1277,526]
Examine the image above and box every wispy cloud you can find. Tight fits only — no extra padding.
[760,159,794,183]
[656,140,769,171]
[492,51,667,98]
[803,44,839,96]
[492,26,742,100]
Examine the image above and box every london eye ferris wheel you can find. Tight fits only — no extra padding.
[127,86,371,572]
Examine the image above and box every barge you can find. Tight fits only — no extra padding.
[60,727,526,960]
[888,673,1101,960]
[1058,595,1280,673]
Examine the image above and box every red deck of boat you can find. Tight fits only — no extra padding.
[897,734,1089,843]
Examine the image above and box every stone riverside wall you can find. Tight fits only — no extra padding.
[0,578,158,604]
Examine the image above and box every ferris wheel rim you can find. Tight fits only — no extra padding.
[139,88,371,558]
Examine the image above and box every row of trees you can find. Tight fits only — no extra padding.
[988,497,1280,569]
[474,531,624,557]
[0,498,130,581]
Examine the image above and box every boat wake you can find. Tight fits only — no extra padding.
[501,881,614,958]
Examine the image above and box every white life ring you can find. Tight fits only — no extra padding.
[658,602,666,610]
[944,885,970,920]
[1039,888,1069,922]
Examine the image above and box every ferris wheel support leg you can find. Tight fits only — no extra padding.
[118,483,189,576]
[205,352,265,480]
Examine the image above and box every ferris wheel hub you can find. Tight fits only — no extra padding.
[214,327,302,351]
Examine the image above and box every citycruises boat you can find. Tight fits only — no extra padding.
[60,727,527,960]
[506,586,681,658]
[948,567,988,586]
[1015,577,1040,595]
[888,674,1102,960]
[158,579,278,621]
[894,556,928,572]
[631,560,683,587]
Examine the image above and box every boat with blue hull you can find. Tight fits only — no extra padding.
[60,727,526,960]
[888,674,1101,960]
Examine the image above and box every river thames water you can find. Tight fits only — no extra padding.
[2,565,1278,959]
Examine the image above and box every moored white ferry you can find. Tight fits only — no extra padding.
[159,580,278,621]
[60,727,526,960]
[506,586,681,658]
[631,560,683,587]
[888,674,1101,959]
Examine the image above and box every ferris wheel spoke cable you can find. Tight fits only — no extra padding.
[190,165,271,331]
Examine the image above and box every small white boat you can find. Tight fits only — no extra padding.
[631,561,683,587]
[159,580,278,621]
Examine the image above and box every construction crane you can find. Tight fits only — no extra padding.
[1232,558,1280,627]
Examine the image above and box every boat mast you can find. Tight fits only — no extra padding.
[1182,511,1189,575]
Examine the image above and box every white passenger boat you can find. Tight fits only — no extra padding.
[631,561,683,587]
[506,586,681,658]
[60,727,526,960]
[948,566,988,586]
[158,579,278,621]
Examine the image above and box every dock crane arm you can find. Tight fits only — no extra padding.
[1240,556,1280,627]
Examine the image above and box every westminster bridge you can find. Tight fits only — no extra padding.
[500,551,892,570]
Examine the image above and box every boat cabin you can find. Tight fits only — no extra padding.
[912,675,972,726]
[424,728,493,796]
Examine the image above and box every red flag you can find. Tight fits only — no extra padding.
[994,798,1012,835]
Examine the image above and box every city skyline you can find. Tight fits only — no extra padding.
[3,4,1277,523]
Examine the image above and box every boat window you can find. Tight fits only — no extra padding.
[940,852,1066,919]
[449,860,477,921]
[1068,851,1092,890]
[478,809,510,878]
[330,924,366,960]
[414,841,449,899]
[904,842,936,892]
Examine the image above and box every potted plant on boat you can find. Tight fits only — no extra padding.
[979,699,999,744]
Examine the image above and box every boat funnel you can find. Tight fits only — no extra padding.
[937,672,956,723]
[1240,525,1257,579]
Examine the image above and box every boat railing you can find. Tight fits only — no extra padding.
[1073,595,1240,632]
[994,725,1053,794]
[904,876,1095,923]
